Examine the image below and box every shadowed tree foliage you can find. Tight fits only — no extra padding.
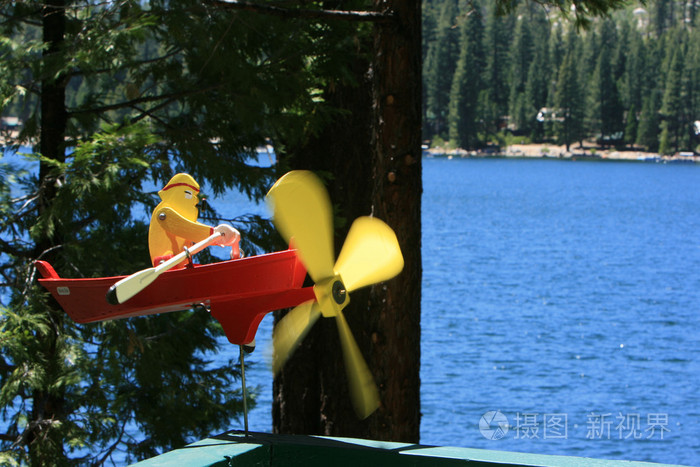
[448,0,485,149]
[659,28,689,154]
[0,1,360,463]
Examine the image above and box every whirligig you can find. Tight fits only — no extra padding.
[36,170,404,420]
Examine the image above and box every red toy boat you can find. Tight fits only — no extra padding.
[35,250,315,345]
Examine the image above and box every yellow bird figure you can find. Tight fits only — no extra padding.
[148,173,239,268]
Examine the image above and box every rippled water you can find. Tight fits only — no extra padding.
[419,157,700,465]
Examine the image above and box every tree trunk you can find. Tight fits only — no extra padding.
[37,1,68,256]
[273,53,375,438]
[366,0,422,442]
[28,2,69,463]
[273,0,422,442]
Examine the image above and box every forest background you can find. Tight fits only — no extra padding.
[422,0,700,155]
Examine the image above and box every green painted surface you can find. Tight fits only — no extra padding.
[131,438,265,467]
[131,431,691,467]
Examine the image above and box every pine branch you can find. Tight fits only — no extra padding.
[206,0,395,23]
[68,83,224,118]
[94,419,128,466]
[67,49,184,80]
[127,98,180,126]
[68,91,180,117]
[0,10,42,28]
[0,237,31,259]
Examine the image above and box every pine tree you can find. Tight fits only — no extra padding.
[422,0,440,132]
[612,19,630,84]
[689,0,700,25]
[422,0,440,60]
[651,0,672,36]
[424,0,460,139]
[680,27,699,151]
[549,23,566,74]
[448,0,485,149]
[554,43,585,151]
[524,9,552,141]
[524,59,545,141]
[621,26,647,146]
[508,11,535,134]
[581,26,600,86]
[637,91,662,152]
[659,31,686,154]
[586,20,624,146]
[481,6,513,137]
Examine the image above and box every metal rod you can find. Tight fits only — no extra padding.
[239,345,249,436]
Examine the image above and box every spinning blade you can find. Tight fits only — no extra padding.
[266,170,334,282]
[335,310,380,419]
[335,216,404,293]
[268,170,403,419]
[272,300,321,375]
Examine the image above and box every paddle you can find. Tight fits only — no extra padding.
[106,231,224,305]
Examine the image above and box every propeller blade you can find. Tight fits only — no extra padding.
[335,310,380,419]
[335,216,404,292]
[272,300,322,375]
[267,171,335,283]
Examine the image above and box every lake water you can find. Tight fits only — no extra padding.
[241,157,700,466]
[418,157,700,465]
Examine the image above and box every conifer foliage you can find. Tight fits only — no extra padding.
[423,0,700,154]
[0,1,355,464]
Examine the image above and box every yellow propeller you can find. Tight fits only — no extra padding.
[267,170,404,419]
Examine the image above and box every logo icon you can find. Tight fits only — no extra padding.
[480,410,509,440]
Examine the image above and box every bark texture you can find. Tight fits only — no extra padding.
[273,0,422,442]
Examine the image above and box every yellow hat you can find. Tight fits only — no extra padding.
[159,173,200,199]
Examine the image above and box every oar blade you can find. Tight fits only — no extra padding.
[335,216,404,292]
[335,310,380,419]
[272,300,322,375]
[107,268,158,305]
[106,232,223,305]
[267,171,335,283]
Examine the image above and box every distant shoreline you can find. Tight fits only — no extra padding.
[425,143,699,164]
[4,134,698,165]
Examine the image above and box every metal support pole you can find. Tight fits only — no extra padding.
[239,345,249,436]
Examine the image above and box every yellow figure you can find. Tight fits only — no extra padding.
[148,173,240,268]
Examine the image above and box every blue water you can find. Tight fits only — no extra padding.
[244,157,700,466]
[419,157,700,465]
